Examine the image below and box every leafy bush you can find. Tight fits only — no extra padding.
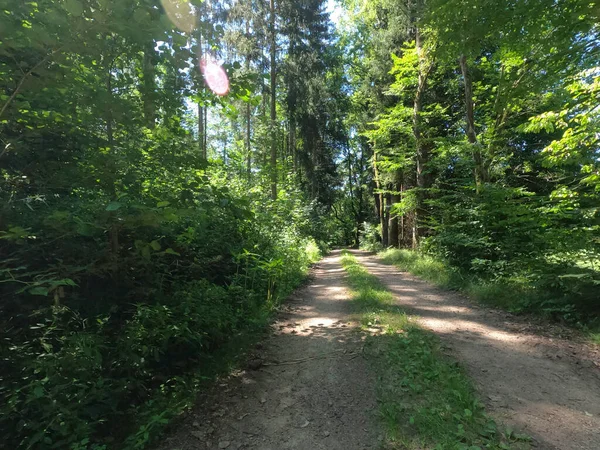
[379,248,463,289]
[380,246,600,325]
[360,221,384,252]
[0,168,323,449]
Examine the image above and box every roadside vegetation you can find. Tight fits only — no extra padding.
[2,0,598,448]
[377,248,600,342]
[1,1,336,448]
[340,251,530,450]
[341,0,599,331]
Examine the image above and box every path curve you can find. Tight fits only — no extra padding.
[158,251,379,450]
[355,250,600,450]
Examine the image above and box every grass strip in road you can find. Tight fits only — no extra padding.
[340,251,529,450]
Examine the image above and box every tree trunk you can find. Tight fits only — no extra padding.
[246,101,252,178]
[106,63,119,272]
[346,143,360,248]
[142,41,156,129]
[373,150,388,247]
[388,198,398,247]
[374,190,381,238]
[389,171,401,248]
[245,21,252,180]
[383,192,391,248]
[413,26,432,246]
[197,23,206,159]
[400,183,406,247]
[290,117,297,174]
[269,0,277,200]
[204,103,208,155]
[380,194,389,248]
[459,54,486,191]
[414,28,428,192]
[356,144,365,247]
[198,104,205,158]
[311,133,318,198]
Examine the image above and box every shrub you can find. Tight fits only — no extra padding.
[0,172,324,449]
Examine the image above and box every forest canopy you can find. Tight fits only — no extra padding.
[0,0,598,448]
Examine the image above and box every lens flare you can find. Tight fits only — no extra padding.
[160,0,196,33]
[200,56,230,96]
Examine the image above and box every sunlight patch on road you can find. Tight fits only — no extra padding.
[304,317,337,328]
[424,318,523,344]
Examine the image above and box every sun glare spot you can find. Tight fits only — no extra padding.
[200,56,230,96]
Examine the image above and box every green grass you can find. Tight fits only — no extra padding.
[341,251,529,450]
[587,329,600,345]
[378,249,536,314]
[378,249,461,288]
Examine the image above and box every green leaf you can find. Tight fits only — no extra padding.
[64,0,84,16]
[150,240,161,251]
[106,202,122,211]
[157,201,170,208]
[33,386,44,398]
[76,222,96,236]
[29,287,49,296]
[558,273,589,279]
[165,248,180,256]
[41,341,52,353]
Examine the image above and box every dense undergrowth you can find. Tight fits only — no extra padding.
[0,167,324,450]
[348,0,599,331]
[0,2,342,448]
[340,251,529,450]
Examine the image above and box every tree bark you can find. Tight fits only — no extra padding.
[459,54,486,191]
[383,191,391,248]
[356,144,366,247]
[106,62,119,272]
[413,26,432,246]
[198,103,205,158]
[346,143,361,248]
[246,21,252,180]
[142,41,156,129]
[269,0,277,200]
[197,22,206,159]
[204,103,208,156]
[245,101,251,177]
[290,117,297,174]
[400,183,406,247]
[373,150,388,247]
[389,171,401,248]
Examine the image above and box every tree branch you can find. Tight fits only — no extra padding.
[0,46,64,121]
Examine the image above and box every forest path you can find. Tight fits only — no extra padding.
[354,250,600,450]
[158,250,380,450]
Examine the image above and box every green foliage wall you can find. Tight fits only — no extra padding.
[344,0,600,322]
[0,1,330,448]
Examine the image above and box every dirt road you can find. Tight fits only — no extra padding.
[355,251,600,450]
[158,250,600,450]
[158,251,380,450]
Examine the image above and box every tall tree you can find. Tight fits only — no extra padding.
[269,0,277,199]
